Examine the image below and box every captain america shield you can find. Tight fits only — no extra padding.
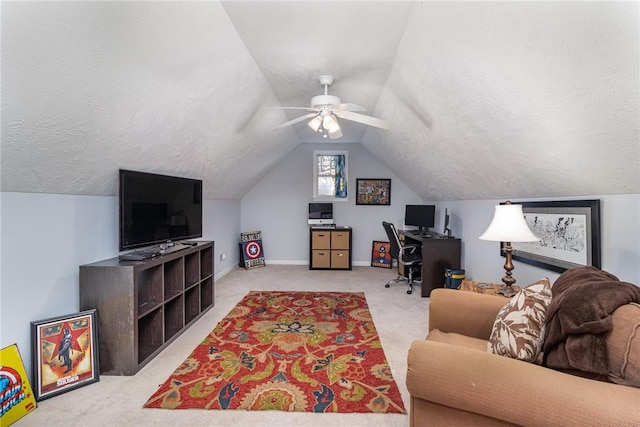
[244,241,261,259]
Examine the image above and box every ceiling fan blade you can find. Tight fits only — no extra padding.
[335,111,390,130]
[333,103,366,112]
[273,112,318,129]
[271,106,317,111]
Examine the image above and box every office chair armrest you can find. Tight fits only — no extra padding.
[401,244,420,255]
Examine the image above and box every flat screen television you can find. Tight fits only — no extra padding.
[119,169,203,251]
[308,202,333,225]
[404,204,435,232]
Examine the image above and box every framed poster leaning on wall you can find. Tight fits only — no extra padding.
[371,240,393,268]
[31,309,99,400]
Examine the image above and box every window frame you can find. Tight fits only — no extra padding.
[312,150,349,202]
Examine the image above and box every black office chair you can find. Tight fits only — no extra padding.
[382,221,422,294]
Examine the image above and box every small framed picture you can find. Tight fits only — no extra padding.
[356,179,391,206]
[31,309,99,400]
[371,241,392,268]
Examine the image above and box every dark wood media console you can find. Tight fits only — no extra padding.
[79,241,214,375]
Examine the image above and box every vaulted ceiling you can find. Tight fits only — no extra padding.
[2,1,639,200]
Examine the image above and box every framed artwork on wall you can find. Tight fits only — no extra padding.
[504,200,601,273]
[31,309,99,400]
[371,241,392,268]
[356,178,391,206]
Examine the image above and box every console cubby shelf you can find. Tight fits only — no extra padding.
[79,241,214,375]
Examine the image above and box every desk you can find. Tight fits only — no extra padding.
[399,230,461,297]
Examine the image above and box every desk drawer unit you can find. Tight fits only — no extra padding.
[309,227,352,270]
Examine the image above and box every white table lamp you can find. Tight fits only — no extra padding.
[479,201,539,297]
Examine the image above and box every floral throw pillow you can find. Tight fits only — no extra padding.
[487,278,553,362]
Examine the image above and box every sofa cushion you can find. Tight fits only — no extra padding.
[487,278,552,362]
[606,302,640,387]
[426,328,488,352]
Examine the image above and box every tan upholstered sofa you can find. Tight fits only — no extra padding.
[406,287,640,426]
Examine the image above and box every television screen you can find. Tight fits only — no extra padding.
[404,205,435,231]
[119,169,203,251]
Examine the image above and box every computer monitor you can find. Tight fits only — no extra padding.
[443,208,452,237]
[404,205,435,232]
[308,202,334,225]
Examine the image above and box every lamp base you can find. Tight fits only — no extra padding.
[496,285,518,298]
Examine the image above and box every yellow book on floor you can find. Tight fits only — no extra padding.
[0,344,37,426]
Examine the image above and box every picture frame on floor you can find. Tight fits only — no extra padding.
[31,309,99,400]
[371,240,392,268]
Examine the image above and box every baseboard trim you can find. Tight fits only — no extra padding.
[220,260,378,277]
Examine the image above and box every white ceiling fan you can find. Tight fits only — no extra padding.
[274,75,390,139]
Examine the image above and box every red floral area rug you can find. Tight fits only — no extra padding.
[144,290,406,414]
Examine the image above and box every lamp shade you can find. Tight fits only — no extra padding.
[328,127,343,139]
[322,114,340,133]
[307,115,322,132]
[479,203,539,243]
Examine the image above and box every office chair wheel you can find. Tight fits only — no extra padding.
[385,284,390,288]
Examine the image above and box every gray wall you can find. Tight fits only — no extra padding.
[1,150,638,380]
[441,195,640,285]
[0,192,240,374]
[240,143,640,285]
[240,143,424,264]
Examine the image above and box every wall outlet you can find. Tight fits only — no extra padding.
[219,252,227,261]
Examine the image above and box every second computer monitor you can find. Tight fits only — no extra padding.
[405,205,435,231]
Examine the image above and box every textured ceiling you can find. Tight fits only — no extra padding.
[2,1,639,200]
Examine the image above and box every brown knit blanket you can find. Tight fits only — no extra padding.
[543,266,640,377]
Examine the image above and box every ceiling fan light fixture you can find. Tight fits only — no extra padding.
[311,94,341,108]
[307,115,322,132]
[322,114,340,133]
[274,74,390,135]
[328,127,343,139]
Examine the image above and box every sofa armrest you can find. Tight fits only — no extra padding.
[429,288,507,339]
[407,339,640,426]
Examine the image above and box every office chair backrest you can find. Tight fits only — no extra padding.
[382,221,402,260]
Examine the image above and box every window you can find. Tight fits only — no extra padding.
[313,150,348,201]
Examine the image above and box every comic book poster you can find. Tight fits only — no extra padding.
[240,231,265,269]
[31,310,99,401]
[0,344,37,426]
[371,241,392,268]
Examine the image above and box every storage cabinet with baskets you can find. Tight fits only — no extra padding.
[309,227,352,270]
[79,241,214,375]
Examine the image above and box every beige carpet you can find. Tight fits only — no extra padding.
[16,265,430,427]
